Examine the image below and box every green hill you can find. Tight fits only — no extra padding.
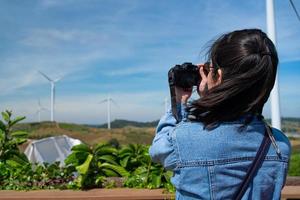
[95,119,159,128]
[14,121,156,147]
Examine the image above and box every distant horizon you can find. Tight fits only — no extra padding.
[17,116,300,126]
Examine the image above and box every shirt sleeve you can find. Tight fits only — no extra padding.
[149,103,187,170]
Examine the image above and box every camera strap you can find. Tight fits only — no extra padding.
[233,123,272,200]
[168,69,179,122]
[169,85,179,122]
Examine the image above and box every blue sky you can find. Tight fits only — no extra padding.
[0,0,299,124]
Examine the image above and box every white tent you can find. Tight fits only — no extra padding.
[24,135,82,166]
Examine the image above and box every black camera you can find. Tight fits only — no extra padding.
[168,62,211,122]
[168,62,200,122]
[168,62,200,88]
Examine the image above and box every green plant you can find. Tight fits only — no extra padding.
[0,110,175,191]
[65,143,129,189]
[0,110,75,190]
[0,110,29,165]
[124,162,175,192]
[64,142,175,192]
[288,153,300,176]
[0,161,74,190]
[118,144,150,171]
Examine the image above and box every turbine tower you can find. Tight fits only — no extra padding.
[38,71,62,122]
[99,95,118,130]
[36,99,47,123]
[266,0,281,129]
[163,97,169,113]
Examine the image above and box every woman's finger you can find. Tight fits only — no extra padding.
[198,66,208,97]
[199,66,207,81]
[196,63,204,68]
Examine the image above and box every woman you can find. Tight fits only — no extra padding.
[149,29,291,200]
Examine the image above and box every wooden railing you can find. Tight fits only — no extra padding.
[282,186,300,200]
[0,187,299,200]
[0,177,299,200]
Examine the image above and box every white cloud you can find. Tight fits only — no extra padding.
[1,0,300,122]
[21,29,111,48]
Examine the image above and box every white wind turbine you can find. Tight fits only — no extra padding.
[99,95,118,130]
[38,71,63,122]
[163,97,169,113]
[36,99,47,123]
[266,0,281,129]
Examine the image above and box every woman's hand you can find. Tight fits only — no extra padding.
[175,87,192,104]
[197,63,222,97]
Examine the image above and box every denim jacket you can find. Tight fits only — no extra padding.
[149,104,291,200]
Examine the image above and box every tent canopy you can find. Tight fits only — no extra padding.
[24,135,82,166]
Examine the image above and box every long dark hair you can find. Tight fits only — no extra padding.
[187,29,278,128]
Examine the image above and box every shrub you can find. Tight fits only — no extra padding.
[0,110,75,190]
[288,153,300,176]
[65,143,175,192]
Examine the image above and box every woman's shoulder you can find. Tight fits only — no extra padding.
[172,120,291,161]
[171,120,262,160]
[270,127,292,157]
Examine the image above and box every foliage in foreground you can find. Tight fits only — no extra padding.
[0,110,75,190]
[0,110,174,191]
[288,153,300,176]
[65,143,175,192]
[0,161,74,190]
[2,110,299,191]
[0,110,28,165]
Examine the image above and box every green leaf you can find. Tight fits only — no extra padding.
[76,154,93,175]
[98,163,130,177]
[118,147,133,156]
[6,154,29,167]
[95,175,105,185]
[65,151,89,166]
[71,144,91,153]
[75,175,83,188]
[11,131,28,138]
[120,156,130,168]
[0,120,6,131]
[1,112,10,123]
[102,168,119,177]
[12,138,27,145]
[151,174,162,188]
[133,166,148,175]
[6,159,21,168]
[0,132,4,142]
[98,155,118,165]
[94,142,111,150]
[163,171,173,179]
[10,116,25,127]
[95,146,118,156]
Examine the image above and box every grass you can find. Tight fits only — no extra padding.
[14,122,156,147]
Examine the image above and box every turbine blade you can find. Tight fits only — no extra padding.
[38,98,41,107]
[99,99,107,104]
[38,71,53,82]
[110,99,119,107]
[54,75,64,82]
[41,106,48,111]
